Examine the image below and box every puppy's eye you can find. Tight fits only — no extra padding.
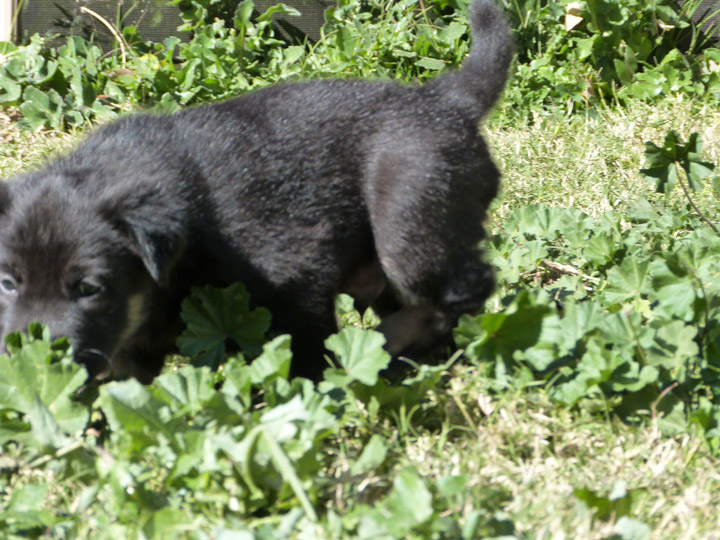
[0,277,18,295]
[75,280,103,298]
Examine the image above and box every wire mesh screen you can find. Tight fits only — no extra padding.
[17,0,190,46]
[681,0,720,36]
[256,0,331,41]
[16,0,331,47]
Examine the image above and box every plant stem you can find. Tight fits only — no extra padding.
[675,162,719,234]
[80,6,129,67]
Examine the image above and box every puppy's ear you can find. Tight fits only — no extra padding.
[100,187,187,285]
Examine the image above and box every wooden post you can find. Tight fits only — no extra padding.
[0,0,15,42]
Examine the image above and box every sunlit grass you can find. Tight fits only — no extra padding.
[489,96,720,224]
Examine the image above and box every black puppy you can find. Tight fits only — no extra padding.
[0,0,512,382]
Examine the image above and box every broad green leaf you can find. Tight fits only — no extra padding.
[384,467,434,524]
[641,131,714,193]
[610,364,659,393]
[626,198,659,224]
[247,334,293,384]
[177,282,271,369]
[351,434,388,475]
[256,2,300,22]
[99,379,186,455]
[143,507,197,539]
[221,355,253,411]
[574,480,637,522]
[456,289,560,371]
[645,320,699,370]
[324,327,390,386]
[604,258,651,304]
[0,73,21,103]
[416,57,446,70]
[349,355,456,412]
[4,483,49,513]
[18,86,63,131]
[680,132,715,192]
[553,337,631,405]
[556,300,605,355]
[650,258,698,321]
[438,22,466,45]
[0,330,88,446]
[0,483,53,531]
[436,475,468,498]
[359,467,433,536]
[613,517,652,540]
[154,365,217,415]
[597,310,649,348]
[29,397,70,450]
[582,232,618,265]
[504,204,567,240]
[640,136,679,193]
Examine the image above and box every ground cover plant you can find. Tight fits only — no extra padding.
[2,0,720,538]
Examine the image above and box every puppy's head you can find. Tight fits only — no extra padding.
[0,172,187,381]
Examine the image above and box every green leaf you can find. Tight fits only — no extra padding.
[613,516,652,540]
[0,483,53,531]
[324,327,391,386]
[416,57,446,70]
[256,2,301,22]
[681,132,715,192]
[504,204,567,240]
[259,425,318,521]
[646,320,699,370]
[177,282,271,369]
[220,356,253,410]
[640,130,681,193]
[0,41,17,54]
[640,131,714,194]
[259,393,338,448]
[18,86,64,131]
[359,467,434,536]
[0,73,21,103]
[247,334,293,384]
[143,507,196,539]
[582,232,618,265]
[456,289,560,372]
[0,329,88,446]
[384,467,434,523]
[351,434,388,475]
[234,0,255,29]
[438,22,466,45]
[650,258,698,321]
[556,300,605,355]
[99,379,186,455]
[154,365,217,415]
[553,336,634,405]
[5,483,49,513]
[29,397,70,450]
[604,258,651,304]
[574,480,638,522]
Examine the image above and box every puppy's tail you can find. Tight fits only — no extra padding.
[429,0,513,116]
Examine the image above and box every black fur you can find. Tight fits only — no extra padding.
[0,0,512,382]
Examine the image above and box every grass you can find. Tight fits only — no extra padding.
[3,96,720,538]
[0,111,76,178]
[489,96,720,222]
[393,364,720,538]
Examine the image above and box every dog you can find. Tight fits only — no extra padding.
[0,0,512,382]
